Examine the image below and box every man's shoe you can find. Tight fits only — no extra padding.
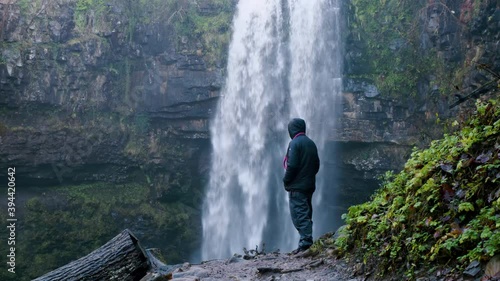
[290,245,311,255]
[290,247,303,255]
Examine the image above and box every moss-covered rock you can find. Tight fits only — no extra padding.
[334,96,500,279]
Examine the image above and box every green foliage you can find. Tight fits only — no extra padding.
[133,114,150,134]
[0,182,199,280]
[0,121,7,135]
[337,98,500,278]
[76,0,94,11]
[71,0,233,67]
[17,0,31,14]
[74,0,107,31]
[134,0,179,25]
[122,0,170,41]
[349,0,455,98]
[173,0,233,66]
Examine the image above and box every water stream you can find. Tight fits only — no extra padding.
[202,0,343,260]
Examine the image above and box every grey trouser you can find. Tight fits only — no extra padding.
[289,191,313,249]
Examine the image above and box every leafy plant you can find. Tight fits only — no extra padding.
[336,98,500,278]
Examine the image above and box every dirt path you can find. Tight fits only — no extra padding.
[161,251,359,281]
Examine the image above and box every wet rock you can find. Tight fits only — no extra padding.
[464,260,482,277]
[49,20,62,40]
[485,255,500,280]
[228,256,244,264]
[352,263,364,276]
[1,47,21,77]
[172,266,210,279]
[344,78,380,98]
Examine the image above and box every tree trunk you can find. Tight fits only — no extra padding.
[33,229,149,281]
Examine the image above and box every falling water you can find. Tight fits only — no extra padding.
[202,0,343,260]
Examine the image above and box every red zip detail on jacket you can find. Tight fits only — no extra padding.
[283,132,305,170]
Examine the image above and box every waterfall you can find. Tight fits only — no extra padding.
[202,0,342,260]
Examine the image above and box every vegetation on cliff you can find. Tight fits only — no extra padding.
[72,0,234,66]
[172,0,234,66]
[317,97,500,279]
[348,0,492,99]
[348,0,431,97]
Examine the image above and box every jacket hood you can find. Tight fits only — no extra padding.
[288,118,306,139]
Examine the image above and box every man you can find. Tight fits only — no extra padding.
[283,118,320,254]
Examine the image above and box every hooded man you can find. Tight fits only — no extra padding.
[283,118,320,254]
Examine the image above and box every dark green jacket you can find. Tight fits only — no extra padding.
[283,118,320,194]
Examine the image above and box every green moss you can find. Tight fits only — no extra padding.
[70,0,234,68]
[59,182,148,205]
[0,122,8,135]
[0,182,200,280]
[336,97,500,278]
[74,0,108,32]
[122,114,151,158]
[349,0,458,98]
[173,0,234,66]
[124,137,146,157]
[17,0,31,14]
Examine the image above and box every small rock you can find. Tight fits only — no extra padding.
[228,256,243,263]
[352,263,364,276]
[173,267,209,279]
[307,259,324,268]
[182,262,191,271]
[437,268,451,277]
[485,255,500,279]
[464,261,481,277]
[463,266,481,277]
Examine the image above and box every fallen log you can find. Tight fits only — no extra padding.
[33,229,149,281]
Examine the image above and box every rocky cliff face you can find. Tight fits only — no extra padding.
[0,0,224,185]
[0,0,230,278]
[335,0,499,200]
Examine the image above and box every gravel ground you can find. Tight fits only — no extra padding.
[142,249,496,281]
[147,251,361,281]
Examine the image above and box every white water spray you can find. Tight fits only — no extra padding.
[202,0,342,260]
